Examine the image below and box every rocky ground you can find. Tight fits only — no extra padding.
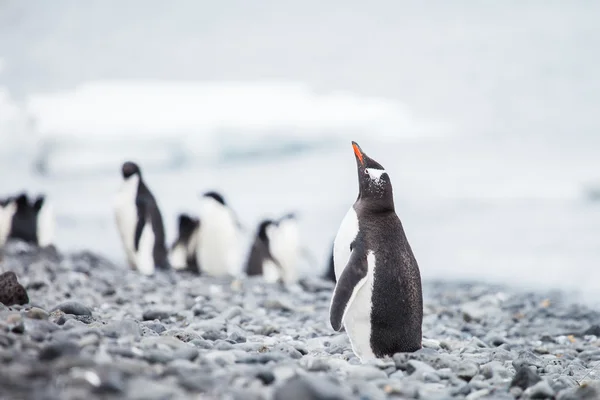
[0,241,599,400]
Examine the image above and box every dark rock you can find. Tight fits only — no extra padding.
[39,341,80,361]
[0,271,29,306]
[273,374,352,400]
[142,310,171,321]
[51,301,92,317]
[256,370,275,385]
[511,367,542,390]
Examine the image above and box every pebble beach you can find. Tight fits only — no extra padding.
[1,241,599,400]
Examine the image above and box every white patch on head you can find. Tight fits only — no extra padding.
[196,196,241,277]
[268,216,300,284]
[365,168,385,181]
[36,200,55,247]
[114,174,140,268]
[0,201,16,246]
[341,250,377,363]
[333,207,359,280]
[136,221,155,276]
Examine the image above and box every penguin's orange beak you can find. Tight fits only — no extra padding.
[352,141,364,165]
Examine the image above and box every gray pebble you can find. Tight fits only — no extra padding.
[457,361,480,381]
[524,380,555,399]
[51,301,92,317]
[141,309,170,321]
[274,374,352,400]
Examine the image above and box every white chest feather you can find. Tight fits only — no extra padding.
[36,201,55,247]
[333,206,359,279]
[262,259,280,283]
[169,227,199,270]
[114,175,139,267]
[344,251,377,363]
[268,218,300,284]
[136,222,156,275]
[196,198,240,277]
[0,202,16,246]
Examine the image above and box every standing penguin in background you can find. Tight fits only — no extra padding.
[168,213,200,273]
[195,191,241,277]
[329,141,423,362]
[268,213,300,284]
[114,161,169,275]
[245,219,282,283]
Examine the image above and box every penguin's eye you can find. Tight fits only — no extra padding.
[364,170,369,175]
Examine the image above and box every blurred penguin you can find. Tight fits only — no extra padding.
[168,213,200,273]
[195,191,242,277]
[114,161,169,275]
[0,193,55,247]
[268,213,300,284]
[245,213,301,284]
[245,219,282,283]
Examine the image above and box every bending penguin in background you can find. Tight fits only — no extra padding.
[114,161,169,275]
[195,191,242,277]
[245,213,301,284]
[168,213,200,273]
[245,219,282,283]
[329,141,423,362]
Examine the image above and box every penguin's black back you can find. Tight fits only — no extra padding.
[9,194,41,245]
[357,203,423,356]
[245,219,274,276]
[135,180,169,269]
[173,214,200,273]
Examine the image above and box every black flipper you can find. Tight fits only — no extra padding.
[329,240,369,331]
[134,196,149,252]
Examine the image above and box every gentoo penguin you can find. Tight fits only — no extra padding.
[268,213,300,284]
[329,141,423,362]
[245,219,282,283]
[114,161,169,275]
[195,191,241,277]
[168,213,200,272]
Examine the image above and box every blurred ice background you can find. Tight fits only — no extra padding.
[1,1,599,302]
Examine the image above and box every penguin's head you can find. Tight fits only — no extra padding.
[257,219,276,243]
[202,191,226,206]
[177,214,200,238]
[352,141,394,209]
[121,161,141,179]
